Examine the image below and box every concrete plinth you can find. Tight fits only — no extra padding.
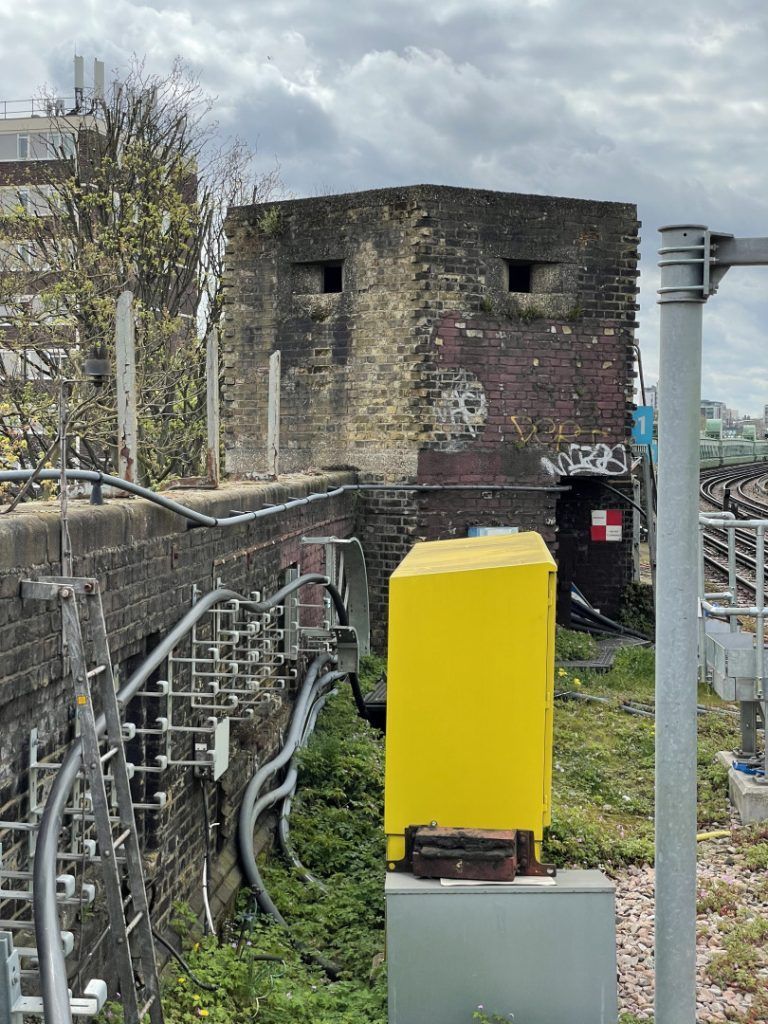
[717,751,768,823]
[386,869,617,1024]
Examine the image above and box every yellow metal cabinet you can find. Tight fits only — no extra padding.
[384,532,556,863]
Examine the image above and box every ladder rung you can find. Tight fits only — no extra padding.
[112,828,131,851]
[86,665,107,679]
[100,747,119,764]
[125,911,144,936]
[138,995,156,1018]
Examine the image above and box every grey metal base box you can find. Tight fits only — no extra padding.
[386,870,617,1024]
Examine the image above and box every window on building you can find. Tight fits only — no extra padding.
[292,260,345,295]
[0,131,75,162]
[507,261,532,293]
[506,259,562,295]
[50,131,75,159]
[0,134,17,161]
[322,262,343,293]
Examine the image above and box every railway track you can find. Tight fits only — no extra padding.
[699,464,768,597]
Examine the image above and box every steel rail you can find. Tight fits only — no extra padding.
[699,464,768,597]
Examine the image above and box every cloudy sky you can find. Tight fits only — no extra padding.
[1,0,766,413]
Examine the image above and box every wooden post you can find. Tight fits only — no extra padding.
[205,326,220,486]
[115,290,138,483]
[267,350,281,479]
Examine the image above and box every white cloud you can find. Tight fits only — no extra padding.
[0,0,766,409]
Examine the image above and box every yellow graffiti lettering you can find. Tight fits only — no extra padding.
[509,415,607,449]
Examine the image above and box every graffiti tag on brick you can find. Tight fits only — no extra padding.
[540,443,629,477]
[435,369,488,449]
[510,415,607,446]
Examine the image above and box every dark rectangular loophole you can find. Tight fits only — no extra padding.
[508,262,532,293]
[323,263,343,293]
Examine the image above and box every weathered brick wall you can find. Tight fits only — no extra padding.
[358,486,559,649]
[0,472,356,988]
[356,489,420,649]
[221,191,428,479]
[357,478,634,648]
[221,184,639,641]
[222,185,638,481]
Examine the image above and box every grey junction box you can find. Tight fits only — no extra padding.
[385,870,617,1024]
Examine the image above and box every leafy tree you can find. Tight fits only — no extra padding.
[0,58,281,485]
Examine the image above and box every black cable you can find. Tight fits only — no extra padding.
[599,480,648,519]
[571,600,651,641]
[151,931,219,990]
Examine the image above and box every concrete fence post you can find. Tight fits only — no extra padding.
[115,290,138,484]
[206,326,220,487]
[267,350,281,479]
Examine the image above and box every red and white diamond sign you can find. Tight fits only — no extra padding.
[591,509,622,542]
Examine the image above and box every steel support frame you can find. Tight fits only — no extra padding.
[656,227,768,1024]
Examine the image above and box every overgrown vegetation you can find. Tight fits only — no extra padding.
[708,914,768,993]
[555,626,597,662]
[97,642,744,1021]
[544,645,737,868]
[157,654,388,1024]
[619,582,655,639]
[0,57,282,485]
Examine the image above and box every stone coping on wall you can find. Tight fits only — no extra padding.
[0,471,358,572]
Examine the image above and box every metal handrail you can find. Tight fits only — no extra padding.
[0,98,78,120]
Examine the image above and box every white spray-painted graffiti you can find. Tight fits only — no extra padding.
[435,369,488,449]
[541,443,629,478]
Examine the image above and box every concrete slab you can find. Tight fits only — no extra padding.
[717,750,768,824]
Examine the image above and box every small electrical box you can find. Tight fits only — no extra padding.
[194,718,230,781]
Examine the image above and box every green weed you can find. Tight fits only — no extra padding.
[159,654,388,1024]
[744,843,768,871]
[697,878,739,916]
[545,646,738,868]
[707,915,768,992]
[555,627,597,662]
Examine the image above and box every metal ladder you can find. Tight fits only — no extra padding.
[22,576,164,1024]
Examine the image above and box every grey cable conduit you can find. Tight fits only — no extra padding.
[33,574,330,1024]
[277,691,337,890]
[0,469,349,526]
[237,658,339,893]
[236,667,346,982]
[247,686,338,898]
[0,469,568,528]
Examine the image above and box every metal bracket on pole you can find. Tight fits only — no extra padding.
[301,536,371,655]
[655,225,768,1024]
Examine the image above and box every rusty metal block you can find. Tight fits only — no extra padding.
[409,826,555,882]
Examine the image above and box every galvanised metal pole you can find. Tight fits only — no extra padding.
[655,225,707,1024]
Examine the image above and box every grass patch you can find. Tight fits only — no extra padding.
[555,627,597,662]
[545,646,738,868]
